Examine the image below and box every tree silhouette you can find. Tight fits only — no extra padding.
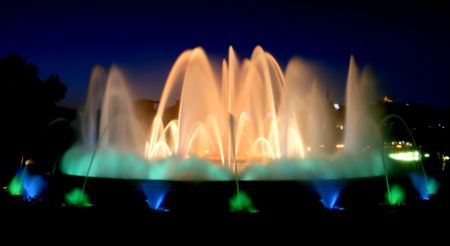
[43,74,67,104]
[1,54,71,184]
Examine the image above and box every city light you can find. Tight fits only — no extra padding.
[333,103,340,110]
[336,144,345,149]
[388,151,420,162]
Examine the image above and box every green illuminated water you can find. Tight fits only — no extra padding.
[65,188,92,207]
[386,184,405,205]
[229,191,257,213]
[62,146,392,180]
[8,175,23,196]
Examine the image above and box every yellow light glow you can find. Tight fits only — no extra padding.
[336,144,345,149]
[395,144,402,149]
[383,96,393,103]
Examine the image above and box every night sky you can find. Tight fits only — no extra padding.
[1,0,449,108]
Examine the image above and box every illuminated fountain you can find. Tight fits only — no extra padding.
[62,46,396,181]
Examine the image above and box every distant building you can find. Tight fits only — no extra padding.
[383,96,394,103]
[134,99,159,128]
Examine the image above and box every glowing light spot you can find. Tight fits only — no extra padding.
[229,191,257,213]
[8,175,23,196]
[306,147,311,152]
[383,96,393,103]
[424,153,430,158]
[395,144,402,149]
[386,184,405,205]
[22,175,46,200]
[65,188,92,207]
[6,168,46,199]
[388,151,420,162]
[333,103,340,110]
[141,183,170,212]
[336,144,345,149]
[410,172,439,200]
[315,183,343,210]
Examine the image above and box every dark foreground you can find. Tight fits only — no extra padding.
[1,203,449,243]
[1,174,450,239]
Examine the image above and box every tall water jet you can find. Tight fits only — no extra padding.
[81,66,106,149]
[344,57,379,154]
[99,66,146,153]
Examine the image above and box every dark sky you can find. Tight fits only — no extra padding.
[1,0,449,108]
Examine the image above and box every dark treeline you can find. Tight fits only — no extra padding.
[1,54,76,185]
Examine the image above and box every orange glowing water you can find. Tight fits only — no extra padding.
[144,46,375,169]
[63,46,383,180]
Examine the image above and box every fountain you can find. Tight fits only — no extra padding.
[61,46,412,182]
